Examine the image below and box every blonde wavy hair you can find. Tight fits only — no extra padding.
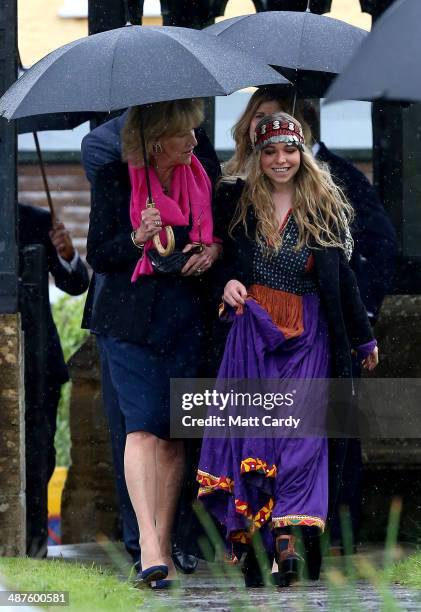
[230,112,354,254]
[122,99,204,167]
[224,86,312,177]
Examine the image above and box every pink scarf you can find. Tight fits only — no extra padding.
[129,155,214,281]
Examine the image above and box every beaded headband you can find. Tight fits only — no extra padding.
[254,113,305,151]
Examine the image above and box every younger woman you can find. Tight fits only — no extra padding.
[197,112,378,587]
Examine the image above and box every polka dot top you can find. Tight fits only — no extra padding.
[251,213,318,296]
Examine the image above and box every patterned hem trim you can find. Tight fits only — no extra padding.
[240,457,277,478]
[271,515,325,532]
[197,464,275,540]
[235,497,274,531]
[197,470,234,496]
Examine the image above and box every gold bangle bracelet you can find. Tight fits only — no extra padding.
[131,231,145,250]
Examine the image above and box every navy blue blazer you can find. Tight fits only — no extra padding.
[81,116,221,338]
[82,161,213,343]
[18,204,90,384]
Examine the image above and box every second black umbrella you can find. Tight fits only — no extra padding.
[205,11,367,97]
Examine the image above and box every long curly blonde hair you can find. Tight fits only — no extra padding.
[224,86,311,177]
[230,112,353,254]
[122,99,204,167]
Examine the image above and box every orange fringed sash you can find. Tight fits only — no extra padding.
[248,284,304,339]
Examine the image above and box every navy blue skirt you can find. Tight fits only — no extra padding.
[97,277,204,439]
[97,334,202,439]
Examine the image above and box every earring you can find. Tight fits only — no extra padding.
[152,142,162,154]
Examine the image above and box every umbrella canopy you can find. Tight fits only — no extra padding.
[325,0,421,104]
[205,11,367,97]
[0,24,289,121]
[10,66,95,132]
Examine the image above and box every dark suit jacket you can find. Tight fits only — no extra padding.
[210,179,374,379]
[316,142,397,322]
[19,204,90,385]
[82,162,209,343]
[81,117,221,339]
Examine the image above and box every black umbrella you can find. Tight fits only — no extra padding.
[1,25,289,255]
[205,10,367,97]
[0,25,289,120]
[9,61,96,223]
[325,0,421,104]
[11,55,96,132]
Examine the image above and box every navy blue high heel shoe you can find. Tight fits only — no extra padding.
[141,565,168,584]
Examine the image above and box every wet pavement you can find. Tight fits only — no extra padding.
[48,543,421,611]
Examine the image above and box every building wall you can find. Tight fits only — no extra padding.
[19,0,371,67]
[18,0,160,66]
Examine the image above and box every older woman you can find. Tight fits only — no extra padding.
[84,99,220,588]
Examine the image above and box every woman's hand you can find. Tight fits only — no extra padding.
[181,243,222,276]
[362,346,379,371]
[223,279,247,307]
[134,208,163,244]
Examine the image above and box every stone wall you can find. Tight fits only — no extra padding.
[61,335,120,544]
[0,314,26,556]
[360,295,421,541]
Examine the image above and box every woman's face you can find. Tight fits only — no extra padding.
[248,100,283,144]
[260,142,301,188]
[158,128,198,168]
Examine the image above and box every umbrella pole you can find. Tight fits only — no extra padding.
[32,131,56,226]
[138,108,154,205]
[292,90,297,116]
[138,107,174,256]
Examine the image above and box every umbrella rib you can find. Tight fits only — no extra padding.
[161,31,228,95]
[108,28,127,112]
[297,14,307,71]
[212,15,248,35]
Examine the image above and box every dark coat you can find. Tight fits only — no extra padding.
[210,179,374,379]
[82,161,209,344]
[81,119,221,340]
[18,203,90,384]
[316,142,397,323]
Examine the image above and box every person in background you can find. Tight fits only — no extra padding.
[19,204,89,557]
[299,100,397,553]
[223,85,311,179]
[81,110,221,575]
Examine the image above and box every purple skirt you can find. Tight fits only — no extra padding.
[197,295,330,552]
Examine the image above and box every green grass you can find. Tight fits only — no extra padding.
[391,552,421,588]
[52,294,89,467]
[0,558,146,611]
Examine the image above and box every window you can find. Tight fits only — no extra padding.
[58,0,88,19]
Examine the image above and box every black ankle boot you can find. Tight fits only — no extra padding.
[274,529,304,587]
